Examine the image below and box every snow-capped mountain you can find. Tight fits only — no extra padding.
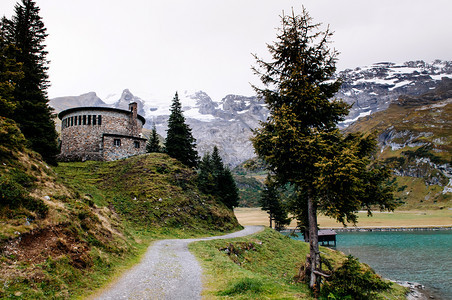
[147,91,267,167]
[50,60,452,166]
[336,60,452,126]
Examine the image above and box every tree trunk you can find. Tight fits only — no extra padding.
[307,196,320,293]
[269,213,273,229]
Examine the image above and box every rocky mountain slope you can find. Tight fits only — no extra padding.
[346,77,451,208]
[50,60,452,166]
[337,60,452,126]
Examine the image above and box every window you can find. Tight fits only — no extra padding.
[98,115,102,125]
[88,115,91,125]
[134,141,140,148]
[114,139,121,147]
[78,115,82,125]
[93,115,97,125]
[83,115,87,125]
[74,116,78,126]
[70,116,74,126]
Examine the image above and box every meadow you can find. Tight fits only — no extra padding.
[234,207,452,228]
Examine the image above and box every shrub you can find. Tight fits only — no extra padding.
[0,173,48,218]
[219,277,264,296]
[321,255,391,300]
[0,117,26,160]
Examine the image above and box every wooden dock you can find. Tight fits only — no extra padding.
[317,229,337,246]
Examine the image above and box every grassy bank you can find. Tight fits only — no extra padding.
[1,149,241,299]
[190,228,408,299]
[235,207,452,228]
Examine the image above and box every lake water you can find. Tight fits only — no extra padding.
[288,230,452,299]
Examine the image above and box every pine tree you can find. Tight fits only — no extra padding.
[210,146,224,191]
[260,175,290,230]
[217,167,239,209]
[146,123,161,153]
[251,7,396,292]
[1,0,59,165]
[164,92,198,168]
[197,147,239,209]
[197,152,215,193]
[0,32,23,118]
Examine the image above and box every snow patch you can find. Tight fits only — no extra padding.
[184,108,217,122]
[342,110,372,124]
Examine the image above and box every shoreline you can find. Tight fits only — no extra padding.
[282,227,450,299]
[283,226,452,232]
[395,281,439,300]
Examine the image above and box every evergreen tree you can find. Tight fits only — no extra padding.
[197,152,215,193]
[217,167,239,209]
[146,123,161,153]
[164,92,198,168]
[210,146,224,192]
[251,8,396,292]
[260,175,290,230]
[0,32,23,118]
[197,147,239,209]
[1,0,59,165]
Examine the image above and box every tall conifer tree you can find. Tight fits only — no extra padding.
[1,0,59,164]
[165,92,198,168]
[260,175,290,230]
[146,123,161,153]
[252,8,396,292]
[197,147,239,209]
[197,152,215,193]
[0,33,23,118]
[210,146,224,190]
[218,167,239,209]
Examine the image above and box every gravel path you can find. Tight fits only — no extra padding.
[95,225,264,300]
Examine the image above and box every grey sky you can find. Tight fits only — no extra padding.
[1,0,451,102]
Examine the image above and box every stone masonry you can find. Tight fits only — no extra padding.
[58,103,147,161]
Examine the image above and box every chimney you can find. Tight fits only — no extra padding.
[129,102,138,119]
[128,102,138,136]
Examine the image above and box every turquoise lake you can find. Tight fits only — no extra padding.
[288,230,452,299]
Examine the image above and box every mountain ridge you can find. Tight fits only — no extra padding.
[49,59,452,166]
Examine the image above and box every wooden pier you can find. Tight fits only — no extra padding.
[317,229,337,246]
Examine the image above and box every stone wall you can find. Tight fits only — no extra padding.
[58,106,146,161]
[102,134,147,161]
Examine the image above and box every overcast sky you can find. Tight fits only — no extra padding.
[1,0,452,102]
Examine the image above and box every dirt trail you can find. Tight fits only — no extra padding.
[94,225,264,300]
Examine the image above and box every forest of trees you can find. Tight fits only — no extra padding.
[0,0,59,165]
[198,146,239,209]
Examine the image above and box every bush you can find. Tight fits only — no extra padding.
[0,117,26,160]
[321,255,391,300]
[219,277,264,296]
[0,173,48,218]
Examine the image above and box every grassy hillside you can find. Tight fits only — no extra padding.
[190,228,407,299]
[0,118,240,298]
[346,78,452,209]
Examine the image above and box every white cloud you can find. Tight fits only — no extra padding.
[0,0,451,103]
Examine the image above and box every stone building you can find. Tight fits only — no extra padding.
[58,102,147,161]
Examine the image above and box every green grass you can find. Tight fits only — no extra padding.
[190,228,312,299]
[1,151,241,299]
[190,228,407,299]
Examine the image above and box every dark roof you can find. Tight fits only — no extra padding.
[58,106,146,124]
[318,230,337,236]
